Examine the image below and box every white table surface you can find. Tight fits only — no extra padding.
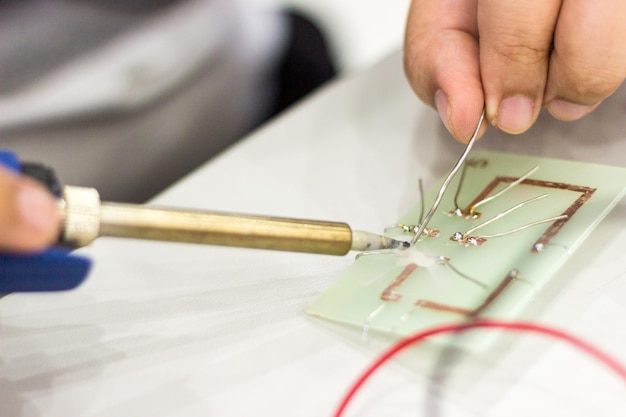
[2,51,626,417]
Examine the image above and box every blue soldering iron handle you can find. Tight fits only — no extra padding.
[0,150,91,292]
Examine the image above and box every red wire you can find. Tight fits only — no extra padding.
[333,319,626,417]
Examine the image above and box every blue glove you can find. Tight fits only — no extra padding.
[0,150,91,292]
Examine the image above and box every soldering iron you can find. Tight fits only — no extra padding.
[0,150,408,293]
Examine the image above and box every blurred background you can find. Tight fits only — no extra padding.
[255,0,411,73]
[1,0,410,202]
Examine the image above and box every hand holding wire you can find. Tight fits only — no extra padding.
[404,0,626,141]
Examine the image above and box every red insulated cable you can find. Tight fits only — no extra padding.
[333,319,626,417]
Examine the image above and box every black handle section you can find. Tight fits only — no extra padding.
[21,163,63,198]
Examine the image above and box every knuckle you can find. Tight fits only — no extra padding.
[488,28,550,66]
[557,62,625,101]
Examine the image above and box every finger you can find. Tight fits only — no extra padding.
[404,0,486,143]
[478,0,561,133]
[544,0,626,121]
[0,166,61,253]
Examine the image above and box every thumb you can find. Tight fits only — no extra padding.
[0,166,61,253]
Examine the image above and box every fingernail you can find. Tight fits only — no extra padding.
[496,96,534,133]
[18,181,59,233]
[547,99,591,121]
[434,90,451,133]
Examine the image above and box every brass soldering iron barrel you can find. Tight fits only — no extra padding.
[98,202,354,255]
[61,185,402,255]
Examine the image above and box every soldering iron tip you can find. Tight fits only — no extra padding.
[351,230,410,252]
[386,237,410,250]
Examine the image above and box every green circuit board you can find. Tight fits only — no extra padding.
[306,150,626,347]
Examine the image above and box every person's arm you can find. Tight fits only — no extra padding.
[404,0,626,142]
[0,166,60,252]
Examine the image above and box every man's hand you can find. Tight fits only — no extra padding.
[0,166,60,252]
[404,0,626,142]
